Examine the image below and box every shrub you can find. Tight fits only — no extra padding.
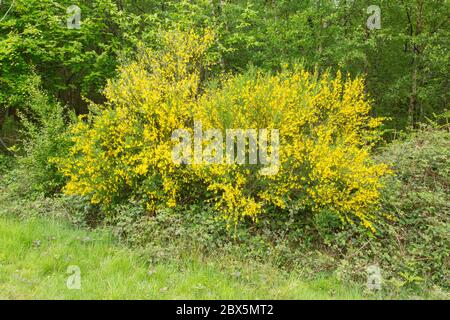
[377,126,449,287]
[56,29,390,231]
[17,74,74,195]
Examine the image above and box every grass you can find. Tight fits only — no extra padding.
[0,215,369,300]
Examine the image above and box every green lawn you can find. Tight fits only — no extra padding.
[0,215,369,300]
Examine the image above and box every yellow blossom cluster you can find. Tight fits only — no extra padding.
[55,29,390,231]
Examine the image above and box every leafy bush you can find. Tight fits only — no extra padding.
[17,74,74,195]
[377,126,449,287]
[56,29,390,231]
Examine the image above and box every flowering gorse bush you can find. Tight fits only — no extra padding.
[56,29,390,231]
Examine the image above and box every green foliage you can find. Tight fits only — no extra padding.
[0,0,140,114]
[376,125,449,286]
[2,0,448,131]
[106,203,229,261]
[0,153,14,174]
[150,0,449,130]
[16,74,74,195]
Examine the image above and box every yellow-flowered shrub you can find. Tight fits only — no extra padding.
[56,29,390,231]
